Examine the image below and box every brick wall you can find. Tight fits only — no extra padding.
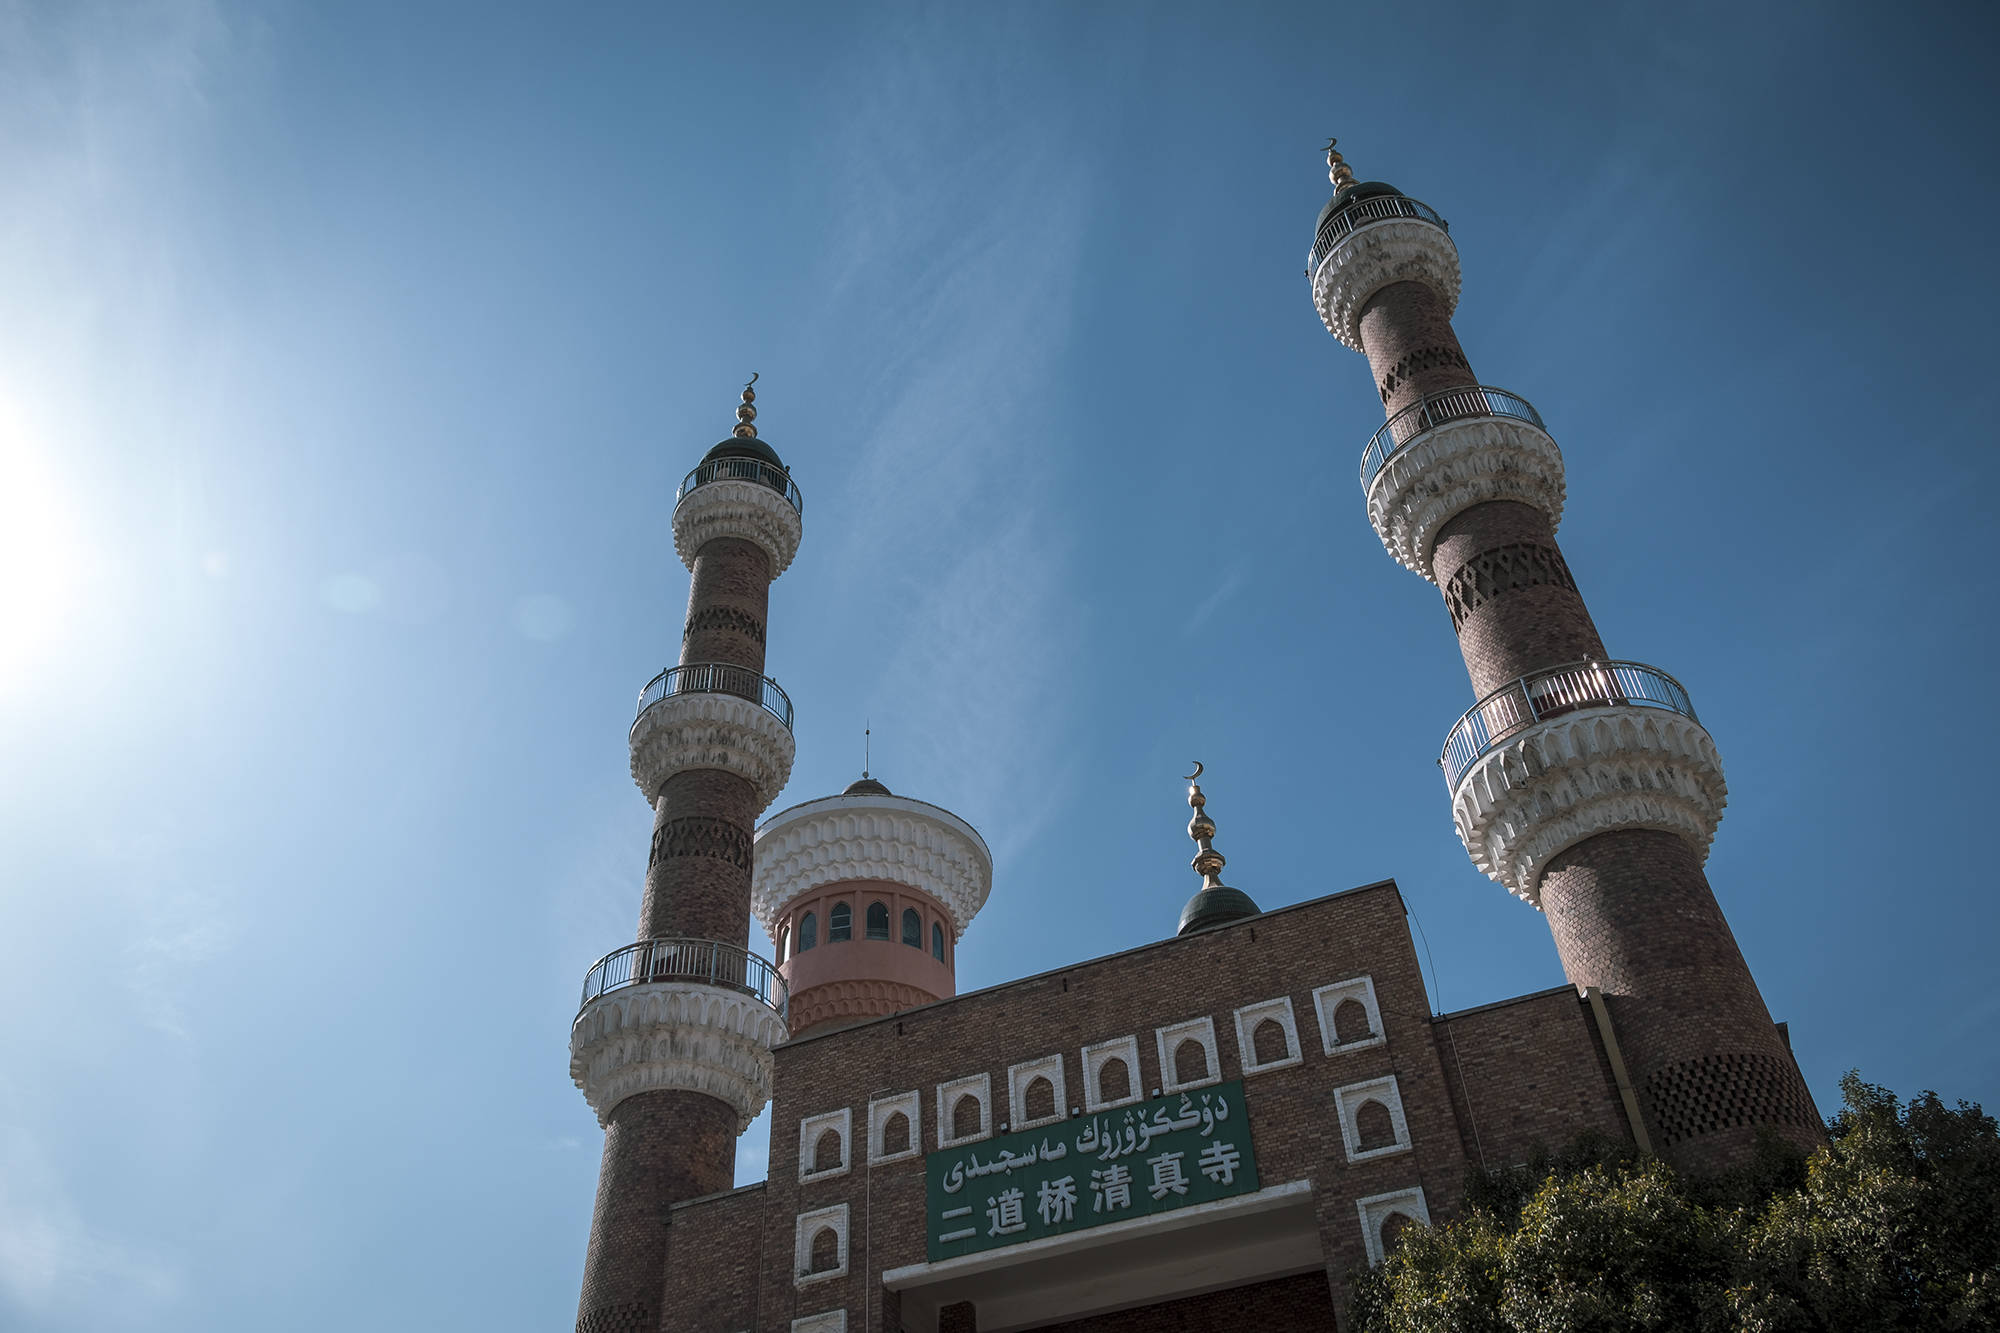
[1430,986,1628,1170]
[670,884,1476,1332]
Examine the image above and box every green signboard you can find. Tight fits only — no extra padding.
[925,1081,1259,1261]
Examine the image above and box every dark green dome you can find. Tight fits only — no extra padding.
[1177,886,1262,936]
[702,434,786,470]
[842,776,892,797]
[1315,180,1404,231]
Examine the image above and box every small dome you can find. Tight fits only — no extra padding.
[702,435,786,469]
[1314,180,1405,231]
[1177,886,1262,936]
[842,776,892,797]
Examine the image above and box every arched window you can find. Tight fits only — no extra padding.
[1024,1077,1056,1123]
[1378,1210,1416,1255]
[952,1093,982,1141]
[881,1111,910,1156]
[1355,1099,1396,1152]
[902,907,922,947]
[813,1128,844,1174]
[1097,1057,1131,1105]
[808,1226,839,1273]
[865,901,890,940]
[829,901,852,942]
[1334,998,1374,1045]
[1252,1018,1289,1066]
[932,923,946,961]
[1174,1038,1209,1085]
[798,912,817,951]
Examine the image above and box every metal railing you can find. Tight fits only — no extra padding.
[1360,385,1547,487]
[578,937,788,1019]
[1440,660,1699,792]
[1310,193,1447,275]
[676,456,804,516]
[634,662,793,729]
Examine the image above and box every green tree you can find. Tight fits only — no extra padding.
[1348,1075,2000,1332]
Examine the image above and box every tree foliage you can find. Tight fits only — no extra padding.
[1349,1075,2000,1332]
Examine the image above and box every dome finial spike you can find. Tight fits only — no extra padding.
[732,372,759,439]
[1184,762,1228,890]
[1324,136,1356,192]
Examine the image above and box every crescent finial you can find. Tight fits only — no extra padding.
[1184,761,1203,781]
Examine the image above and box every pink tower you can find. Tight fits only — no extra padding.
[754,774,993,1040]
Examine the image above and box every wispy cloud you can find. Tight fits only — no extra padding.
[0,1125,179,1324]
[807,13,1096,857]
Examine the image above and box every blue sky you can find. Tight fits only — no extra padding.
[1,1,1995,1328]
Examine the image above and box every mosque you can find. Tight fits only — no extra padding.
[561,142,1823,1333]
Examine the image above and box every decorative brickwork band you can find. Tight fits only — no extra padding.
[790,978,942,1034]
[1640,1052,1820,1148]
[576,1303,654,1333]
[752,794,995,940]
[1378,345,1471,404]
[629,688,796,812]
[1364,415,1566,580]
[1312,218,1462,353]
[570,981,786,1131]
[648,816,755,873]
[672,476,803,577]
[683,604,767,646]
[1442,541,1579,630]
[1451,708,1727,905]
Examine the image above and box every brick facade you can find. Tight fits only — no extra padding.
[647,883,1643,1331]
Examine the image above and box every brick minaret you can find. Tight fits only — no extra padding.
[569,380,804,1333]
[1308,142,1819,1172]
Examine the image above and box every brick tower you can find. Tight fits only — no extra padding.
[568,380,803,1333]
[1307,142,1819,1172]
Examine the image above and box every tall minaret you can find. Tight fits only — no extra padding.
[1308,141,1819,1171]
[568,380,803,1333]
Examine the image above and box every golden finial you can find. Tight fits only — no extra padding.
[1184,762,1230,891]
[732,372,759,439]
[1325,136,1356,192]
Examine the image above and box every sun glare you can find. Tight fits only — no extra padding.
[0,418,89,692]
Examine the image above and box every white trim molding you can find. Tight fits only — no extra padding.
[753,794,993,941]
[672,476,804,579]
[1233,998,1303,1076]
[1312,976,1386,1056]
[569,982,785,1131]
[798,1107,852,1183]
[1155,1017,1221,1094]
[936,1074,992,1149]
[793,1204,850,1287]
[1335,1076,1413,1163]
[1080,1035,1144,1112]
[629,689,796,813]
[1312,217,1463,353]
[1452,706,1728,905]
[791,1313,846,1333]
[1356,1187,1431,1265]
[868,1090,921,1164]
[1364,414,1567,581]
[1007,1054,1068,1133]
